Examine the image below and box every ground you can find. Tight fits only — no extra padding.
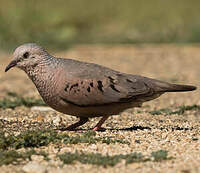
[0,44,199,173]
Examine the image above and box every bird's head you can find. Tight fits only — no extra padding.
[5,43,49,72]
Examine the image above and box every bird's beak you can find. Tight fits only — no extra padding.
[5,60,17,72]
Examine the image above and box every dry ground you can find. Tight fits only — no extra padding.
[0,44,199,173]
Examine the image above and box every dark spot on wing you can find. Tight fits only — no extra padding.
[87,87,91,92]
[64,84,70,92]
[97,80,104,92]
[90,82,93,87]
[108,76,118,84]
[126,79,133,83]
[108,76,114,82]
[110,84,120,93]
[70,83,79,91]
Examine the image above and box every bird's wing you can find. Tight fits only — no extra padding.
[60,72,156,107]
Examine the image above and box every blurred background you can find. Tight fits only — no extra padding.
[0,0,200,51]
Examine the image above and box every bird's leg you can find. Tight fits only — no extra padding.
[65,117,89,131]
[93,115,109,131]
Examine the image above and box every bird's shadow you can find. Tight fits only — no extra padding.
[110,125,151,131]
[111,125,193,131]
[57,125,151,132]
[57,125,193,132]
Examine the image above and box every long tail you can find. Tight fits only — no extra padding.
[163,84,197,92]
[151,79,197,92]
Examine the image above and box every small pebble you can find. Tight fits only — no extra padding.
[23,162,46,173]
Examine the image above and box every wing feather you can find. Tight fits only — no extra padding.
[60,73,155,107]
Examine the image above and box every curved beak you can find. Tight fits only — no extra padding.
[5,60,17,72]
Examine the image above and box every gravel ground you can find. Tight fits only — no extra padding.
[0,44,199,173]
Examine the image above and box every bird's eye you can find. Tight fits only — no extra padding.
[23,52,29,59]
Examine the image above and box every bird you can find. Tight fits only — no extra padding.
[5,43,197,131]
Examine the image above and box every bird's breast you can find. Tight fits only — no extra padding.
[27,67,62,108]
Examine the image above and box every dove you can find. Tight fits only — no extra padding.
[5,43,197,131]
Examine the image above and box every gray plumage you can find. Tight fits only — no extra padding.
[5,43,197,130]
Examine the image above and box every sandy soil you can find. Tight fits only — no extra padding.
[0,44,199,173]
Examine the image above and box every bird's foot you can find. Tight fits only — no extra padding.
[92,126,106,131]
[59,117,89,131]
[92,115,109,131]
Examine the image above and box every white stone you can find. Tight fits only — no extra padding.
[31,106,54,112]
[22,162,46,173]
[52,116,62,126]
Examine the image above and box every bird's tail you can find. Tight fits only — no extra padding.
[152,80,197,92]
[162,84,197,92]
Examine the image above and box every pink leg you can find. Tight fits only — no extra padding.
[93,115,109,131]
[65,117,89,131]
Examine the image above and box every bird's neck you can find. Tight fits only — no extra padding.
[24,56,58,81]
[24,58,61,100]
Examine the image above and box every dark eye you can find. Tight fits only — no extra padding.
[23,52,29,59]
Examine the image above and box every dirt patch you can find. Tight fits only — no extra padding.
[0,44,199,173]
